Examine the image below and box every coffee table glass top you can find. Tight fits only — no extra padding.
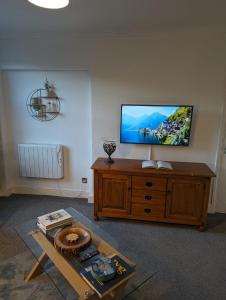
[16,207,118,259]
[15,208,122,299]
[15,207,155,300]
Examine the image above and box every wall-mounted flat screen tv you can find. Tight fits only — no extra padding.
[120,104,193,146]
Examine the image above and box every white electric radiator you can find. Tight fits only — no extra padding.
[18,143,64,179]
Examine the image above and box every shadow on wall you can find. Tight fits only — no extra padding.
[62,146,70,181]
[0,125,6,189]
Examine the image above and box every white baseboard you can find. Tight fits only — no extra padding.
[10,186,91,199]
[208,203,216,214]
[0,188,13,197]
[88,195,94,203]
[213,204,226,213]
[0,185,94,204]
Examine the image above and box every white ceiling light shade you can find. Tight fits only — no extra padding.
[28,0,69,9]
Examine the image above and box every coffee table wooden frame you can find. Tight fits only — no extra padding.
[25,222,135,300]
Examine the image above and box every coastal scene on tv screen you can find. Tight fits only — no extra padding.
[121,105,193,145]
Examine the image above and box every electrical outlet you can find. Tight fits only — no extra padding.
[82,177,87,184]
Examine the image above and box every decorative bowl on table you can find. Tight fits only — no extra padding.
[54,226,91,254]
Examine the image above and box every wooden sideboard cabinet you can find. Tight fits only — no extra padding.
[91,158,216,230]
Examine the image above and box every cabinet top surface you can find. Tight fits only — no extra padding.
[91,158,216,178]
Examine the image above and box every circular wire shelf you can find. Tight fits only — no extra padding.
[26,88,60,122]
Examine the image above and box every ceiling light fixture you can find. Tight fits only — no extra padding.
[28,0,69,9]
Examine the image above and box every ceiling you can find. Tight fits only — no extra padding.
[1,0,226,35]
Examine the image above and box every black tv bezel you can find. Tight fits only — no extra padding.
[120,104,194,146]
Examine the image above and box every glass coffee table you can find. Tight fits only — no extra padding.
[23,208,136,300]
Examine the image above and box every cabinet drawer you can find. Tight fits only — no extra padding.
[132,190,166,205]
[132,176,167,191]
[132,203,165,218]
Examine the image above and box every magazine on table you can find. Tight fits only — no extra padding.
[142,160,173,170]
[80,254,135,298]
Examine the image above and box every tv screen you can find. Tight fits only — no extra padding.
[120,105,193,146]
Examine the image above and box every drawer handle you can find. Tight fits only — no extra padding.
[146,182,153,187]
[144,195,152,200]
[144,208,152,214]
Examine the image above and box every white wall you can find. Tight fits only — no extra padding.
[2,70,92,197]
[215,116,226,213]
[90,34,226,169]
[0,73,7,193]
[0,31,226,210]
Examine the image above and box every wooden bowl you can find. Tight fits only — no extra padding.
[54,226,91,254]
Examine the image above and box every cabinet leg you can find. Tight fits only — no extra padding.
[198,223,206,232]
[94,215,99,221]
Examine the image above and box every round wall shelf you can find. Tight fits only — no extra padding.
[26,82,60,122]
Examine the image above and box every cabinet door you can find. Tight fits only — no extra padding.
[166,178,205,223]
[99,174,131,216]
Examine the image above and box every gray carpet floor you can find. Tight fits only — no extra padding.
[0,194,226,300]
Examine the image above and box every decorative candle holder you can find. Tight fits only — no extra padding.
[103,140,117,164]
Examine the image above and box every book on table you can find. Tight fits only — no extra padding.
[142,160,173,170]
[80,254,135,298]
[37,209,72,232]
